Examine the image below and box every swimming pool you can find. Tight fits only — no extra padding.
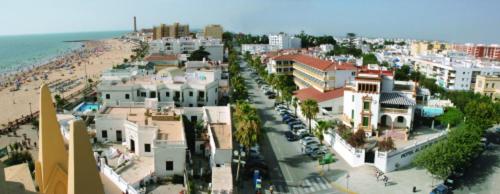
[75,102,101,112]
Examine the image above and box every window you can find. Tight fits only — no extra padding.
[105,94,110,99]
[352,95,354,102]
[150,91,156,98]
[101,130,108,138]
[189,91,193,97]
[363,101,370,110]
[125,94,130,99]
[362,117,369,127]
[397,116,404,122]
[492,83,495,88]
[145,144,151,152]
[166,161,174,171]
[486,83,489,88]
[166,92,170,97]
[189,104,193,107]
[141,92,147,97]
[351,110,354,120]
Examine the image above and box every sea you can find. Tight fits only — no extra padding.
[0,31,128,75]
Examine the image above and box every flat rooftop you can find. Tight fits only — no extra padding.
[211,165,233,193]
[210,123,232,149]
[103,144,154,185]
[103,107,184,142]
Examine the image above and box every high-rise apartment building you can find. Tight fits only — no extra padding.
[152,22,190,40]
[204,24,223,39]
[453,44,500,60]
[269,33,301,50]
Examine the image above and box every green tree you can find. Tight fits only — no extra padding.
[464,100,499,130]
[314,121,333,145]
[188,46,211,61]
[300,99,319,133]
[436,107,463,127]
[362,53,379,65]
[394,65,411,81]
[292,97,299,116]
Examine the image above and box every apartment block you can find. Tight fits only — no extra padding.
[291,54,357,92]
[453,44,500,60]
[203,24,223,39]
[152,22,190,40]
[269,33,301,50]
[474,75,500,101]
[412,55,500,90]
[149,37,224,61]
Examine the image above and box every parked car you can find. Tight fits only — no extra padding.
[283,117,296,124]
[300,136,318,144]
[291,124,306,131]
[285,131,299,141]
[430,184,449,194]
[301,139,319,148]
[310,149,327,159]
[288,120,303,126]
[305,145,325,155]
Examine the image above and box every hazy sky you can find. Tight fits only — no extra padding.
[1,0,499,43]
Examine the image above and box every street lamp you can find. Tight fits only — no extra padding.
[346,173,350,192]
[233,149,246,182]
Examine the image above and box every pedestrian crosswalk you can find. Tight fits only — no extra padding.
[267,176,336,194]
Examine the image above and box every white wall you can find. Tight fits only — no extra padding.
[329,133,365,167]
[374,132,446,172]
[95,117,126,142]
[154,145,187,176]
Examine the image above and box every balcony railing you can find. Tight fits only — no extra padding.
[380,107,408,114]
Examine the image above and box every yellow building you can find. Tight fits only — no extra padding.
[35,84,104,194]
[410,41,451,56]
[474,75,500,101]
[204,24,223,39]
[153,22,190,40]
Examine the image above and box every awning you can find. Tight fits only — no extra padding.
[380,93,416,106]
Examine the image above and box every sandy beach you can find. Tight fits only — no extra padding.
[0,38,134,126]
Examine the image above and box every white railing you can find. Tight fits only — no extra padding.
[101,162,146,194]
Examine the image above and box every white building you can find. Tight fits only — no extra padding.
[182,105,233,167]
[241,44,275,55]
[98,67,224,107]
[320,44,334,53]
[95,106,187,177]
[269,33,302,50]
[342,69,417,136]
[412,55,500,90]
[149,37,224,62]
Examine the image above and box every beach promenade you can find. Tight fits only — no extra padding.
[0,39,134,126]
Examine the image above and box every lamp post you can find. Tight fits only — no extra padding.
[346,173,350,192]
[233,149,246,182]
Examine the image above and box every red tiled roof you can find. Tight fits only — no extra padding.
[144,54,178,61]
[292,54,357,71]
[294,87,344,102]
[271,54,298,61]
[359,69,394,77]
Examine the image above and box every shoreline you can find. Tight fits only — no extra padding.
[0,38,134,126]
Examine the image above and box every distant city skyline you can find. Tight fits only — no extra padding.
[1,0,500,44]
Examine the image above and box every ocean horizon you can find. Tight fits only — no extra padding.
[0,31,128,75]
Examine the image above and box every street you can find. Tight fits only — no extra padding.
[240,61,343,194]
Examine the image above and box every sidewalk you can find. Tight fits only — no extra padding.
[321,149,436,194]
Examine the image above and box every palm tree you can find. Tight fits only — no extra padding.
[300,99,319,134]
[282,90,292,108]
[314,121,333,145]
[292,97,299,116]
[233,102,262,181]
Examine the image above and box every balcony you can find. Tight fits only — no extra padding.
[380,107,408,114]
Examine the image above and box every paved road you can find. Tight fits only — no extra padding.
[240,62,343,194]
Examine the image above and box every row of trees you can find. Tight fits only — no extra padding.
[412,78,500,181]
[295,31,337,48]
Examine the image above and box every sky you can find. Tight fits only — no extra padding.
[1,0,499,44]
